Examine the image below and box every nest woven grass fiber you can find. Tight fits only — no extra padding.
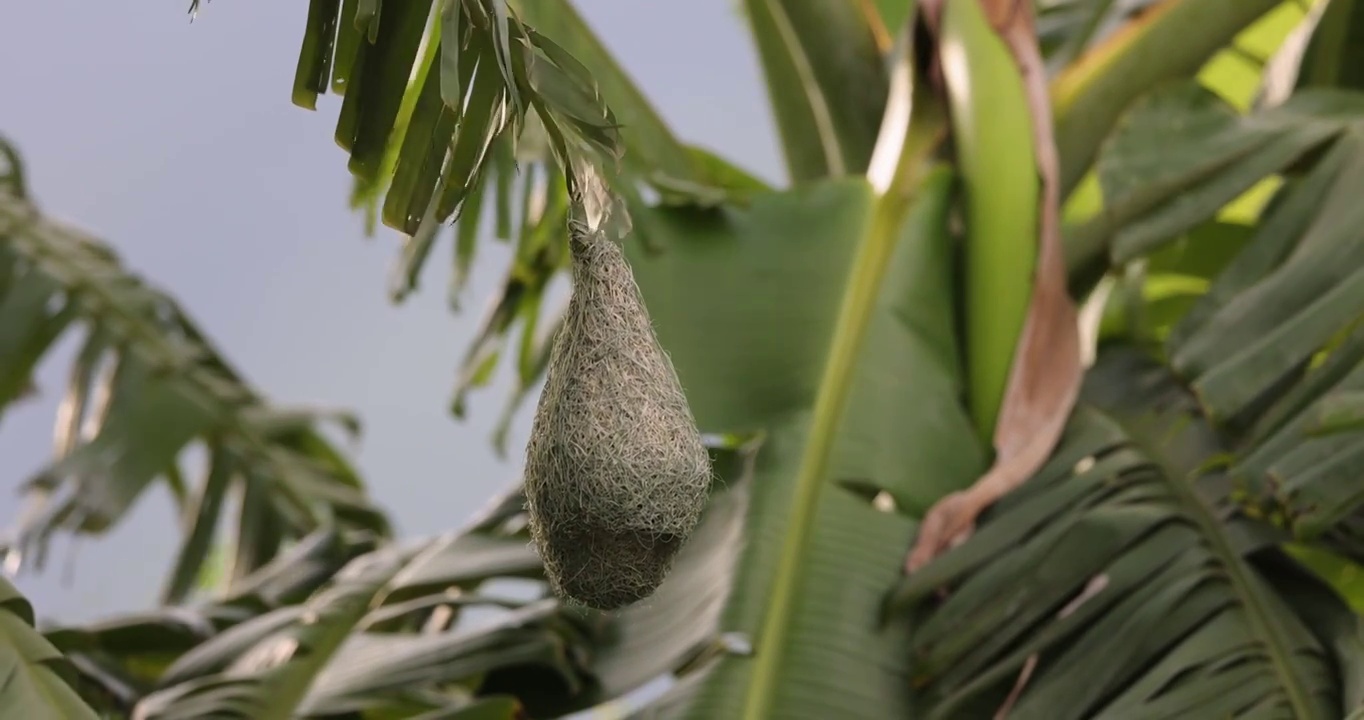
[522,168,712,611]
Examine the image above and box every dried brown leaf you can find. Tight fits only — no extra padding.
[907,0,1082,573]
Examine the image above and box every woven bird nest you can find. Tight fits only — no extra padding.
[522,174,711,611]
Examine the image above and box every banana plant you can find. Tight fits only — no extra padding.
[8,0,1364,718]
[0,138,391,608]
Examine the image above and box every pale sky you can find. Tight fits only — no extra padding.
[1,0,782,623]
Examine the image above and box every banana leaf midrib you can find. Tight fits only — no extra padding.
[1088,350,1321,718]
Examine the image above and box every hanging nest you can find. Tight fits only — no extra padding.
[522,170,711,611]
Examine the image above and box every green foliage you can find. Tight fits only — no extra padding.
[290,0,774,446]
[739,0,888,181]
[1297,0,1364,92]
[1051,0,1288,197]
[1078,78,1364,563]
[8,1,1364,719]
[0,577,98,719]
[0,152,390,604]
[894,348,1364,719]
[889,75,1364,719]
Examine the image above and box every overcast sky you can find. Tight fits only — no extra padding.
[1,0,783,624]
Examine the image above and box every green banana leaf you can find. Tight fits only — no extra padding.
[892,346,1364,719]
[737,0,888,182]
[47,512,553,718]
[0,576,99,720]
[891,79,1364,719]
